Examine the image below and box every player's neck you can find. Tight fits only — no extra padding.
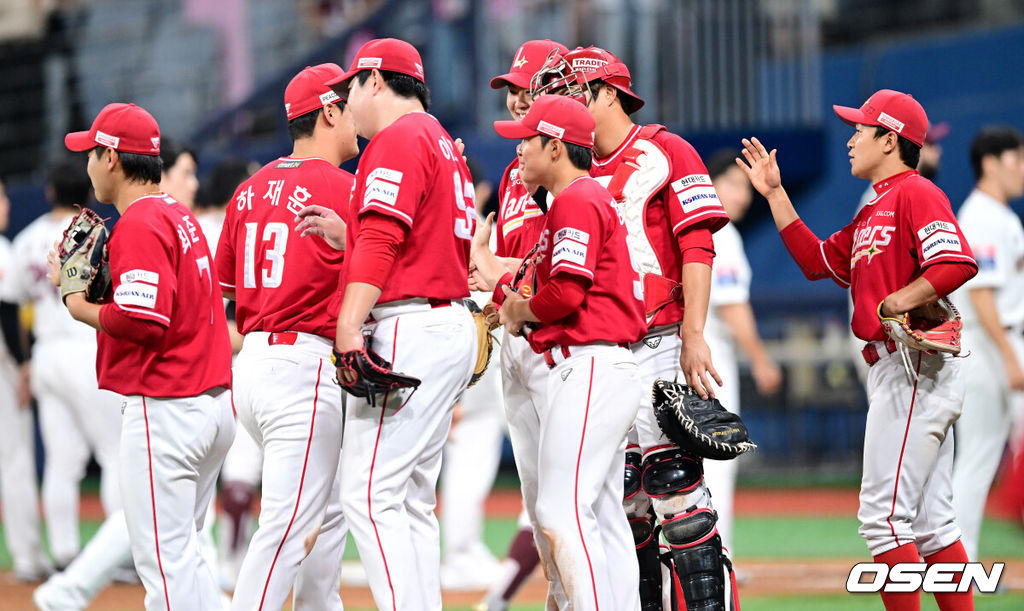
[549,166,589,196]
[975,178,1008,205]
[867,158,914,186]
[291,138,338,167]
[593,112,635,158]
[370,97,425,139]
[114,181,162,214]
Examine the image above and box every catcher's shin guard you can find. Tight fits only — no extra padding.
[662,508,728,611]
[625,448,663,610]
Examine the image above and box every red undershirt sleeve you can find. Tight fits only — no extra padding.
[526,274,590,323]
[921,262,977,297]
[99,304,166,344]
[779,219,833,280]
[676,227,715,266]
[491,272,515,306]
[345,213,409,289]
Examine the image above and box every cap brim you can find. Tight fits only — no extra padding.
[493,119,538,140]
[326,68,359,93]
[833,104,870,127]
[489,73,532,90]
[64,131,94,152]
[618,87,645,114]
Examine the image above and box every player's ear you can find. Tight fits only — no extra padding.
[106,148,119,171]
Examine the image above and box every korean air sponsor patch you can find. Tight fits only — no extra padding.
[917,220,956,241]
[120,269,159,285]
[363,167,404,208]
[552,227,590,267]
[672,174,720,213]
[114,281,158,309]
[921,231,962,260]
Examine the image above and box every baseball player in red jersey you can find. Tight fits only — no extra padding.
[533,46,735,610]
[481,38,570,610]
[58,103,235,610]
[471,94,647,610]
[740,89,978,611]
[217,63,356,611]
[326,38,478,610]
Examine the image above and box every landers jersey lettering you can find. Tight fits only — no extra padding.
[496,158,546,258]
[820,171,977,341]
[527,177,646,352]
[590,125,729,328]
[346,112,473,303]
[97,195,231,396]
[216,157,351,339]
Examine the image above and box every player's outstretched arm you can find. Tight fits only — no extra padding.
[469,213,508,290]
[737,137,799,231]
[680,261,722,399]
[295,204,347,250]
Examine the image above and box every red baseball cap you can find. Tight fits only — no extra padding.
[490,39,569,90]
[833,89,929,147]
[328,38,424,91]
[284,63,346,120]
[494,95,595,148]
[65,103,161,155]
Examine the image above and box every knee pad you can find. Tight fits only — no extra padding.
[624,448,643,500]
[628,508,657,547]
[641,448,703,498]
[663,508,727,611]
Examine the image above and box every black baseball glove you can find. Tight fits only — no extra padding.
[651,379,756,460]
[332,344,421,407]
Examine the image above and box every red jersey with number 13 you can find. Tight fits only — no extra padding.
[216,157,352,339]
[97,194,231,397]
[346,112,474,303]
[527,177,647,352]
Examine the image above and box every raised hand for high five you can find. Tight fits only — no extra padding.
[736,137,782,197]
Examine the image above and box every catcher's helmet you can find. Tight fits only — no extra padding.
[530,46,645,115]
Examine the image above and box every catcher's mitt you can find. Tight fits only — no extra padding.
[651,379,756,460]
[466,299,497,388]
[57,207,111,303]
[878,298,962,355]
[332,343,421,407]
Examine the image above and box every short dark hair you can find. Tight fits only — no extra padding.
[970,125,1024,180]
[707,149,741,181]
[538,135,592,171]
[287,108,321,141]
[355,69,430,111]
[159,138,196,172]
[48,153,91,208]
[873,126,920,169]
[200,157,253,210]
[93,147,162,184]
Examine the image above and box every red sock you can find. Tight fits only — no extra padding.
[874,543,922,611]
[502,527,541,601]
[924,540,975,611]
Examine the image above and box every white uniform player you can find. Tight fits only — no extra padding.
[6,155,124,569]
[743,89,979,611]
[0,179,52,581]
[951,125,1024,562]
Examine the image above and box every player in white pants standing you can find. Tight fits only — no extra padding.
[742,89,978,611]
[58,102,236,611]
[221,63,357,611]
[950,126,1024,562]
[0,177,52,583]
[327,38,478,611]
[6,154,123,570]
[474,94,648,609]
[702,151,782,556]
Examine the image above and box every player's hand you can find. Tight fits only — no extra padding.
[17,362,31,409]
[679,331,722,399]
[1005,358,1024,392]
[472,212,494,255]
[46,239,61,287]
[752,357,783,396]
[468,267,492,292]
[482,301,499,327]
[737,137,782,198]
[295,205,346,250]
[333,329,364,385]
[498,286,529,336]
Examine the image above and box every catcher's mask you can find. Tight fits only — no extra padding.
[530,46,645,115]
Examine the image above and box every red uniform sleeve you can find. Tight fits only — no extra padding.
[903,180,977,270]
[108,215,176,326]
[921,261,977,298]
[527,274,589,323]
[216,187,241,292]
[318,167,353,266]
[345,213,409,289]
[780,219,854,287]
[660,134,729,236]
[545,186,605,281]
[355,126,432,228]
[99,303,166,343]
[677,227,715,266]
